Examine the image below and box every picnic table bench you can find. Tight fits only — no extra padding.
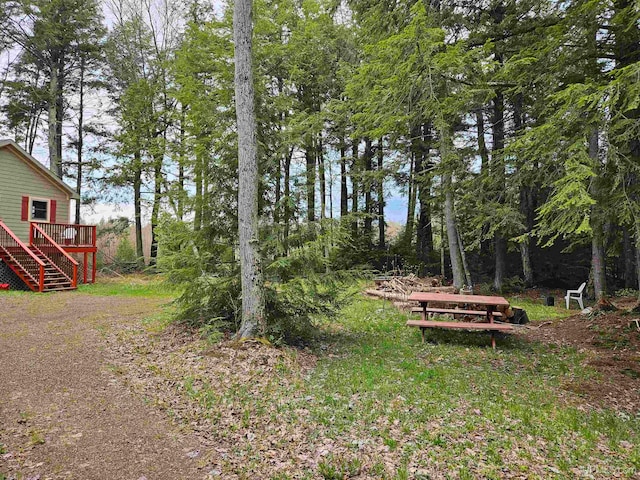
[407,292,513,349]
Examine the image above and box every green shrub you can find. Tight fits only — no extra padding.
[502,276,526,293]
[113,237,138,273]
[615,288,639,297]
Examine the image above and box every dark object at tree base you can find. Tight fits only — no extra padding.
[545,296,554,306]
[512,307,529,325]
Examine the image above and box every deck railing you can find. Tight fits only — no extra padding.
[30,223,78,287]
[0,220,45,291]
[31,222,96,248]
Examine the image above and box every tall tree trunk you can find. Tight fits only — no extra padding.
[177,107,186,221]
[48,62,62,178]
[476,108,489,169]
[340,139,348,218]
[274,152,281,225]
[477,107,491,258]
[416,123,433,263]
[363,138,373,243]
[613,0,640,297]
[194,149,203,231]
[492,89,506,292]
[234,0,265,337]
[623,227,636,288]
[351,140,359,236]
[283,148,292,254]
[318,137,326,220]
[589,129,607,301]
[444,174,465,289]
[75,57,85,225]
[133,151,144,268]
[404,152,416,247]
[149,153,162,266]
[377,138,385,248]
[514,95,534,286]
[440,126,465,288]
[306,139,316,223]
[457,227,472,286]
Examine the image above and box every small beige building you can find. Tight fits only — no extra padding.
[0,139,77,241]
[0,139,96,292]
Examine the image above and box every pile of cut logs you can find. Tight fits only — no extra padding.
[364,274,457,309]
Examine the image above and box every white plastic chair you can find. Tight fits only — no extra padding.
[565,282,586,309]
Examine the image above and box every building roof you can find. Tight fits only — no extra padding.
[0,139,79,199]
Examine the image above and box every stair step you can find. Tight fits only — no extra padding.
[43,286,76,292]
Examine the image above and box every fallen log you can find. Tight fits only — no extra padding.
[364,285,457,301]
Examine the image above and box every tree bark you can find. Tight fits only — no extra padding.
[75,57,85,225]
[318,136,326,220]
[514,94,534,286]
[306,139,316,223]
[48,61,63,178]
[283,147,292,253]
[457,227,472,286]
[133,151,144,268]
[405,152,416,247]
[377,138,385,248]
[440,126,465,288]
[476,108,489,169]
[194,149,203,231]
[178,108,186,221]
[234,0,265,338]
[340,139,348,218]
[492,89,506,292]
[589,129,607,301]
[623,227,636,288]
[416,123,433,263]
[444,173,465,289]
[351,140,359,236]
[363,138,373,242]
[149,152,162,266]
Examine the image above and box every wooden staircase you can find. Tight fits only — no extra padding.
[29,246,75,291]
[0,220,77,292]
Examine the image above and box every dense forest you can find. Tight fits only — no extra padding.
[0,0,638,337]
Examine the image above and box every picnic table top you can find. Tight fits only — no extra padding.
[407,292,510,307]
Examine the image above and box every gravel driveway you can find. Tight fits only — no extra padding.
[0,292,205,479]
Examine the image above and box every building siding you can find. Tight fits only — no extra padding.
[0,148,71,242]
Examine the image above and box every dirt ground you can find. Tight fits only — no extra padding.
[0,293,208,480]
[1,290,639,479]
[521,297,640,412]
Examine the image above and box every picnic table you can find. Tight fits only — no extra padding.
[406,292,513,349]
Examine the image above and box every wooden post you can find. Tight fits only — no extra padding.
[92,252,96,283]
[83,252,88,284]
[488,306,496,349]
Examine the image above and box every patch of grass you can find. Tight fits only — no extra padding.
[131,294,639,477]
[507,297,573,322]
[78,275,179,297]
[293,298,640,476]
[141,307,176,333]
[28,429,45,445]
[317,455,361,479]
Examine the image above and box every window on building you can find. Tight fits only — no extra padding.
[31,200,49,221]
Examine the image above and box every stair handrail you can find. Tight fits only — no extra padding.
[31,223,79,287]
[0,220,45,267]
[0,219,46,291]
